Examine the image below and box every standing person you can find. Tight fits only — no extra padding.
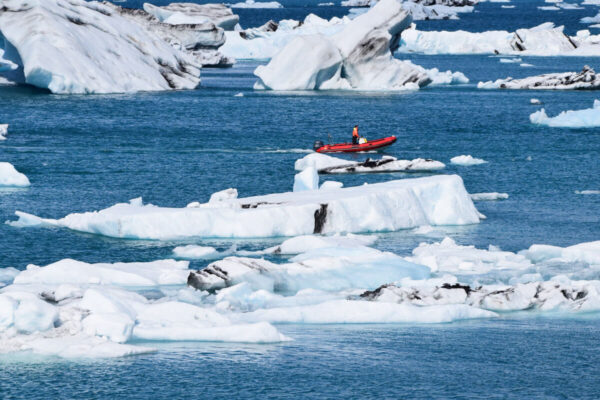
[352,125,359,145]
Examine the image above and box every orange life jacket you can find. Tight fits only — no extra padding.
[352,127,359,138]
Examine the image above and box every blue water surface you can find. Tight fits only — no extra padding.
[1,0,600,398]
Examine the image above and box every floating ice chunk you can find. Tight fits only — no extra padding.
[576,190,600,195]
[538,5,559,10]
[0,162,30,187]
[531,98,542,104]
[209,188,238,203]
[426,68,469,85]
[262,233,378,255]
[295,153,445,173]
[320,181,344,190]
[478,66,600,90]
[450,155,487,166]
[0,292,58,334]
[361,278,600,312]
[293,167,319,192]
[188,245,430,292]
[19,334,156,358]
[408,237,532,274]
[236,300,495,324]
[143,2,240,29]
[229,0,283,8]
[234,92,244,97]
[0,0,202,94]
[399,23,584,56]
[82,312,134,343]
[13,259,190,287]
[132,301,289,343]
[499,57,522,63]
[470,192,509,201]
[318,1,335,5]
[0,268,19,288]
[173,244,237,260]
[582,12,600,24]
[341,0,375,6]
[530,99,600,128]
[521,241,600,265]
[0,124,7,140]
[254,0,432,91]
[10,175,481,239]
[501,5,515,8]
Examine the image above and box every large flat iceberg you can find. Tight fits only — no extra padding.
[399,22,600,56]
[295,153,445,174]
[10,175,481,239]
[530,100,600,128]
[478,66,600,90]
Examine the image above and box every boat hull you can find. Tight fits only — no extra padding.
[315,136,397,153]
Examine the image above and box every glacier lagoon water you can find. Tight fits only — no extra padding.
[1,0,600,397]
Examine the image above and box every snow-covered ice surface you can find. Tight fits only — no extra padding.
[295,153,446,174]
[450,155,488,166]
[399,22,600,56]
[478,66,600,90]
[0,162,30,187]
[229,0,283,8]
[253,0,437,91]
[530,99,600,127]
[142,2,239,30]
[0,0,204,93]
[470,192,509,201]
[10,175,481,239]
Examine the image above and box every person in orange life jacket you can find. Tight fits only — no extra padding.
[352,125,359,144]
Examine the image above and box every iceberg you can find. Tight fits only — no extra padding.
[478,66,600,90]
[0,162,30,187]
[399,22,600,56]
[530,100,600,128]
[295,153,445,174]
[10,175,481,239]
[0,0,205,93]
[576,190,600,195]
[254,0,433,91]
[142,3,239,30]
[293,167,319,192]
[13,259,190,287]
[450,155,487,166]
[229,0,283,8]
[0,124,7,140]
[470,192,509,201]
[187,246,430,292]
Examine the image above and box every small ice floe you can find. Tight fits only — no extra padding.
[470,192,509,201]
[0,124,8,140]
[293,167,319,192]
[234,92,244,97]
[530,98,542,105]
[520,63,534,67]
[295,153,445,174]
[478,66,600,90]
[450,155,488,166]
[0,162,30,187]
[499,57,522,63]
[538,5,560,10]
[501,4,515,7]
[320,181,344,190]
[576,190,600,195]
[426,68,469,86]
[9,175,481,240]
[318,1,335,5]
[173,244,237,259]
[582,12,600,23]
[530,99,600,128]
[229,0,283,8]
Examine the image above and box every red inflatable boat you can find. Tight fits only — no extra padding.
[314,136,397,153]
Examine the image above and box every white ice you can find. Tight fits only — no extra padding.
[0,124,7,140]
[229,0,283,8]
[0,162,30,187]
[295,153,445,174]
[531,98,542,104]
[576,190,600,195]
[10,175,481,239]
[530,99,600,128]
[470,192,509,201]
[0,0,202,93]
[450,155,488,166]
[293,167,319,192]
[478,66,600,90]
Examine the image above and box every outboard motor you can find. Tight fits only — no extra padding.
[313,140,324,151]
